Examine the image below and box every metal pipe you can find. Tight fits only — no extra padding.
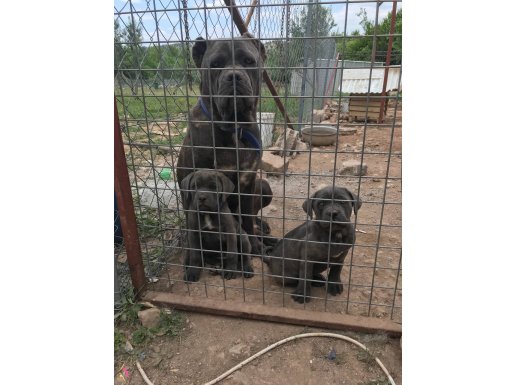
[379,1,398,123]
[114,97,146,295]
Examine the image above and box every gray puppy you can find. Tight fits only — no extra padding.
[176,33,267,266]
[181,170,251,282]
[267,186,361,303]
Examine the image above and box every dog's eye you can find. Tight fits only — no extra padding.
[210,61,221,68]
[243,57,255,65]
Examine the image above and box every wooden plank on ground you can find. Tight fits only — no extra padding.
[143,290,402,336]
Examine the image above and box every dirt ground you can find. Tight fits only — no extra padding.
[115,310,401,385]
[118,103,402,384]
[144,104,402,322]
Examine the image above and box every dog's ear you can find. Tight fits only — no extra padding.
[180,172,195,209]
[192,37,207,68]
[242,32,267,62]
[302,197,314,219]
[343,188,362,215]
[216,172,235,203]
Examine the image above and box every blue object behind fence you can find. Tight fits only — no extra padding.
[114,192,124,245]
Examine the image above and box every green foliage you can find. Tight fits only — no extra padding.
[151,310,184,337]
[265,3,336,86]
[291,3,336,39]
[336,8,402,64]
[132,326,153,345]
[116,289,143,325]
[115,18,194,95]
[114,329,126,353]
[130,310,184,346]
[118,85,198,116]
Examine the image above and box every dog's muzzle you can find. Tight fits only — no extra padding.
[216,69,253,98]
[321,209,349,228]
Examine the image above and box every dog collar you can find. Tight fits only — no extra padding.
[197,97,262,157]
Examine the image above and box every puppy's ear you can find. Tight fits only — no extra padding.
[343,188,362,215]
[302,197,314,219]
[180,172,195,209]
[216,172,235,203]
[242,32,267,62]
[192,37,207,68]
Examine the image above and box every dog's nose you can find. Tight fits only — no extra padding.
[225,72,241,83]
[198,195,206,202]
[330,211,340,219]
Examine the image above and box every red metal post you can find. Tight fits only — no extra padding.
[378,1,398,123]
[114,97,146,296]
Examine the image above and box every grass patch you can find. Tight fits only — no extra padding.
[136,207,163,239]
[132,326,153,345]
[151,310,184,337]
[356,349,377,367]
[114,329,126,354]
[115,289,185,352]
[117,86,199,120]
[121,310,184,347]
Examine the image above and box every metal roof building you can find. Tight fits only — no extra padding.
[339,67,402,94]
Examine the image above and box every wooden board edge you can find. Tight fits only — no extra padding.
[143,291,402,337]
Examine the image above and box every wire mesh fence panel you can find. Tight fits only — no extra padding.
[114,0,402,325]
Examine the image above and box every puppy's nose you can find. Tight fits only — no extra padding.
[198,195,206,202]
[330,211,340,219]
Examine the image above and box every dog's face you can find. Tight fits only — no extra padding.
[180,170,235,212]
[302,186,362,229]
[192,33,266,122]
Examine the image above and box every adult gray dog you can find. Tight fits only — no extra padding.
[181,170,252,282]
[267,186,361,303]
[176,33,268,277]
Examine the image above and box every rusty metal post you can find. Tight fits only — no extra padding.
[114,97,146,296]
[223,0,295,131]
[379,1,398,123]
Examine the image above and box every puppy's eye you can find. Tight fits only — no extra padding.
[243,57,255,65]
[210,61,221,68]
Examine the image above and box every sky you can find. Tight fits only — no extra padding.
[114,0,400,44]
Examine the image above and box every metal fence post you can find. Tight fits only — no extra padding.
[114,97,146,296]
[297,0,314,127]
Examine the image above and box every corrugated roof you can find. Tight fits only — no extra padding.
[339,68,401,94]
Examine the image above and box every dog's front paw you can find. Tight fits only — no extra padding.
[291,287,310,303]
[242,261,254,278]
[327,280,343,295]
[184,267,201,282]
[257,218,271,235]
[311,273,326,287]
[221,262,238,280]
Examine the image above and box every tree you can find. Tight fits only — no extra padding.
[336,8,402,65]
[121,19,144,95]
[266,3,337,87]
[291,3,337,39]
[291,3,337,64]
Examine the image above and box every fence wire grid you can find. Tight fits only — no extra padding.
[114,0,402,323]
